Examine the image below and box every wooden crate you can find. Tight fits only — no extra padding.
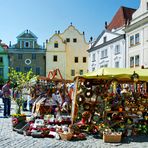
[103,132,122,143]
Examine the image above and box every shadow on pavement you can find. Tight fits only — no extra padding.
[122,135,148,143]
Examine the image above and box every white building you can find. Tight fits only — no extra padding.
[125,0,148,68]
[88,6,136,72]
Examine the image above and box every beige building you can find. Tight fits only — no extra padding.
[46,24,88,80]
[125,0,148,68]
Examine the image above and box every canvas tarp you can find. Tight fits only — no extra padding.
[79,68,148,81]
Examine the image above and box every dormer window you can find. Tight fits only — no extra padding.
[24,41,30,48]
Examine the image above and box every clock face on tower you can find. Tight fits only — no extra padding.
[25,59,31,65]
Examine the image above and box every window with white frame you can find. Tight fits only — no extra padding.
[92,67,95,71]
[92,53,96,61]
[135,55,139,66]
[24,41,30,48]
[101,49,108,58]
[115,45,120,54]
[130,35,134,46]
[115,61,119,68]
[100,64,108,68]
[101,51,104,58]
[105,49,107,57]
[135,33,140,44]
[130,56,134,67]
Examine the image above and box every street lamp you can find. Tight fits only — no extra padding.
[131,71,139,82]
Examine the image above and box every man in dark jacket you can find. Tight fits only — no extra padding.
[2,80,11,117]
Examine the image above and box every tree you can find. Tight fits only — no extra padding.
[8,67,37,114]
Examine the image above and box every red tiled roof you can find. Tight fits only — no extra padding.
[107,6,136,31]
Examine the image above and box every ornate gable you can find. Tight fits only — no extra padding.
[17,30,38,39]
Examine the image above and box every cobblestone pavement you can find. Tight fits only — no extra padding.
[0,98,148,148]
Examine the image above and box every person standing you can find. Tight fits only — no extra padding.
[2,80,11,117]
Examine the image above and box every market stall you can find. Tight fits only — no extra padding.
[71,68,148,142]
[12,76,74,139]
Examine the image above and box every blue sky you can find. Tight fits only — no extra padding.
[0,0,139,46]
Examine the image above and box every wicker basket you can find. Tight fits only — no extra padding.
[103,132,122,143]
[59,132,73,141]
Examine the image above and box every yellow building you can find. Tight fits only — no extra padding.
[46,24,88,80]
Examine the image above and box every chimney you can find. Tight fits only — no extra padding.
[43,42,45,49]
[9,41,11,47]
[26,29,28,33]
[46,39,48,43]
[105,21,108,29]
[83,31,85,35]
[55,31,57,34]
[90,36,93,42]
[58,30,60,34]
[0,39,2,44]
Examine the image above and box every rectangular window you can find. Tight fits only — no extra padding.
[32,53,36,59]
[0,57,3,63]
[135,55,139,66]
[92,67,95,71]
[75,57,78,63]
[16,67,20,72]
[115,61,119,68]
[66,38,70,42]
[130,57,134,67]
[83,57,86,63]
[79,70,83,75]
[101,51,104,58]
[135,33,140,44]
[130,35,134,46]
[36,67,40,75]
[104,49,107,57]
[24,67,31,72]
[54,42,58,48]
[101,49,107,58]
[115,45,120,54]
[92,53,95,61]
[71,69,75,76]
[73,38,77,43]
[53,55,57,62]
[0,68,3,77]
[18,54,23,59]
[100,64,108,68]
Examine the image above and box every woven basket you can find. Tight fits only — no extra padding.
[59,132,73,141]
[103,132,122,143]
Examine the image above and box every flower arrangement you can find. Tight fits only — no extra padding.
[12,114,26,122]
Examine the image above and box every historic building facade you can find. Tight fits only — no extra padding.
[125,0,148,68]
[0,40,9,84]
[8,30,46,76]
[88,6,136,72]
[46,24,88,80]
